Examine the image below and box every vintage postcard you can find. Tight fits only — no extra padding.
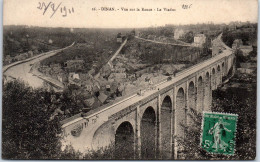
[2,0,257,160]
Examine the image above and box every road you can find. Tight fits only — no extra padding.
[3,43,74,89]
[218,33,232,50]
[94,39,128,79]
[135,36,196,47]
[108,39,128,63]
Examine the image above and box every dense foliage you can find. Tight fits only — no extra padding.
[3,26,127,58]
[2,80,62,159]
[222,25,257,47]
[2,80,88,159]
[179,31,194,43]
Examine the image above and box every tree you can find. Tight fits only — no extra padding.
[235,49,248,67]
[202,37,211,55]
[2,80,62,159]
[180,31,194,43]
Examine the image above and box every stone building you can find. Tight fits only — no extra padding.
[68,73,80,83]
[174,29,185,40]
[108,73,127,82]
[193,34,206,47]
[117,33,123,43]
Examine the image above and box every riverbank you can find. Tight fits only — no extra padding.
[30,62,64,91]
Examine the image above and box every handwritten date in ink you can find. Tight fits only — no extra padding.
[182,4,192,9]
[37,1,74,18]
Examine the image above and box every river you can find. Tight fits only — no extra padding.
[4,43,74,88]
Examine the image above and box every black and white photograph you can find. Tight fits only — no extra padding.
[2,0,258,160]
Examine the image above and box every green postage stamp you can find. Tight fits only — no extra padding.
[201,112,238,155]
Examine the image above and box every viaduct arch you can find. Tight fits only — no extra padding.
[140,107,156,159]
[115,121,135,159]
[204,72,211,111]
[212,68,216,90]
[197,76,204,112]
[187,81,196,125]
[160,96,173,159]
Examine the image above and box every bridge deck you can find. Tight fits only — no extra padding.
[61,46,233,128]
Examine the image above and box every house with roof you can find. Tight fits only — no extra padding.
[115,62,124,68]
[100,64,112,77]
[79,73,92,80]
[240,45,253,56]
[108,73,127,82]
[68,72,82,87]
[85,85,93,92]
[50,108,64,120]
[27,51,34,57]
[81,79,94,92]
[127,74,136,80]
[193,34,206,47]
[84,97,96,108]
[114,68,126,73]
[98,92,108,104]
[240,63,257,69]
[232,39,243,50]
[65,59,84,71]
[69,78,81,87]
[14,53,27,61]
[117,33,123,43]
[92,98,102,109]
[57,73,67,83]
[69,72,80,80]
[50,63,61,69]
[174,29,185,40]
[51,63,63,74]
[237,68,254,74]
[4,55,13,64]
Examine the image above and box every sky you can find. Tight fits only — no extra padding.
[3,0,258,28]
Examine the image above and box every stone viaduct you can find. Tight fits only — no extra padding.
[61,44,235,159]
